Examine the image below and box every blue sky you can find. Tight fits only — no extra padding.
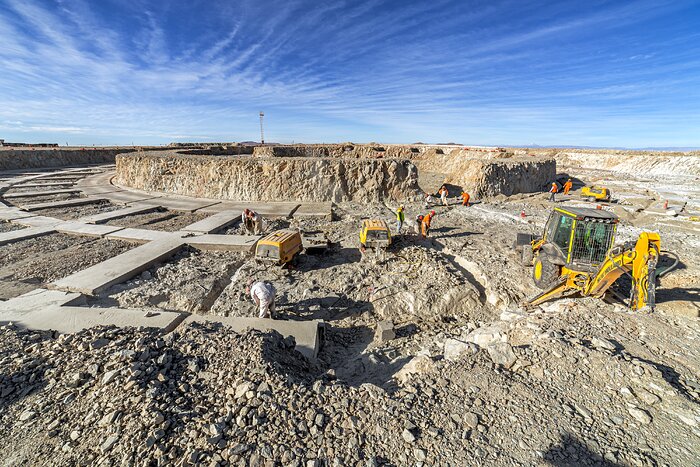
[0,0,699,147]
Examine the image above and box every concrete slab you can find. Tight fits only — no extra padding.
[13,215,63,227]
[21,197,107,212]
[10,182,76,188]
[100,191,161,205]
[138,197,219,213]
[80,186,124,195]
[185,234,260,252]
[199,202,301,218]
[76,171,115,187]
[0,226,56,246]
[184,315,324,360]
[3,188,81,199]
[293,202,333,220]
[52,238,185,295]
[0,288,81,312]
[0,289,185,333]
[180,210,241,234]
[55,222,124,238]
[0,209,36,221]
[79,204,159,224]
[106,228,176,243]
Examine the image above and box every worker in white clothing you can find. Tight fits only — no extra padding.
[250,211,264,234]
[246,280,276,318]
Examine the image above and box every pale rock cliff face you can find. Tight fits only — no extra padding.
[0,149,130,170]
[115,152,421,203]
[413,149,556,198]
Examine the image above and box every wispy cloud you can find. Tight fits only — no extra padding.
[0,0,698,146]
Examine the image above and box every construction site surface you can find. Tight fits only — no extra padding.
[0,144,698,466]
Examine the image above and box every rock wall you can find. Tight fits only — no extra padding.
[0,149,132,171]
[557,151,700,178]
[456,158,557,197]
[414,149,556,197]
[115,152,421,203]
[252,144,458,159]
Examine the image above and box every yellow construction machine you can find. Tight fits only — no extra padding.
[516,207,677,311]
[255,229,303,265]
[359,219,392,261]
[581,186,611,202]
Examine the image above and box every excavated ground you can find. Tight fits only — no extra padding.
[103,209,209,232]
[32,201,123,221]
[89,248,246,314]
[0,149,698,465]
[0,220,26,233]
[0,234,134,300]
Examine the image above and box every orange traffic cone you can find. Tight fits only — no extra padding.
[663,200,669,210]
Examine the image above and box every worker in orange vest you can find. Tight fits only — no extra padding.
[421,210,435,238]
[461,191,471,207]
[548,182,558,202]
[563,178,573,195]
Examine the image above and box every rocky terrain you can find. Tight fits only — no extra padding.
[0,146,699,465]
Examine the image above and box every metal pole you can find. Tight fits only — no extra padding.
[259,111,265,144]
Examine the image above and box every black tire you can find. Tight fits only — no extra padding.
[521,246,534,266]
[533,254,560,289]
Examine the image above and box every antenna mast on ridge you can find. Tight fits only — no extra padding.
[259,111,265,144]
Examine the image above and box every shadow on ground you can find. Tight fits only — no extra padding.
[544,432,622,466]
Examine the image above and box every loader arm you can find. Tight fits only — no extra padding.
[583,232,661,310]
[524,232,661,311]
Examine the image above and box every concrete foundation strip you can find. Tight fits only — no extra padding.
[0,288,323,360]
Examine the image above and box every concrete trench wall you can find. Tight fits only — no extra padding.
[0,149,134,171]
[115,152,422,203]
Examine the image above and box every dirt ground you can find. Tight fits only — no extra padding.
[90,247,246,313]
[0,220,26,233]
[103,209,209,231]
[31,200,123,220]
[0,234,133,300]
[0,152,698,465]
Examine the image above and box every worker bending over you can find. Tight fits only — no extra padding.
[439,185,449,206]
[424,193,435,209]
[247,279,276,319]
[414,215,424,235]
[421,210,436,239]
[461,191,471,207]
[241,209,263,234]
[250,211,263,234]
[396,205,405,235]
[548,182,558,202]
[563,178,573,195]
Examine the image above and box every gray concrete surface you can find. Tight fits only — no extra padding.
[180,210,241,234]
[3,188,81,199]
[185,234,260,252]
[78,204,158,224]
[0,226,56,246]
[0,289,185,333]
[184,315,324,360]
[21,197,107,211]
[52,238,185,295]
